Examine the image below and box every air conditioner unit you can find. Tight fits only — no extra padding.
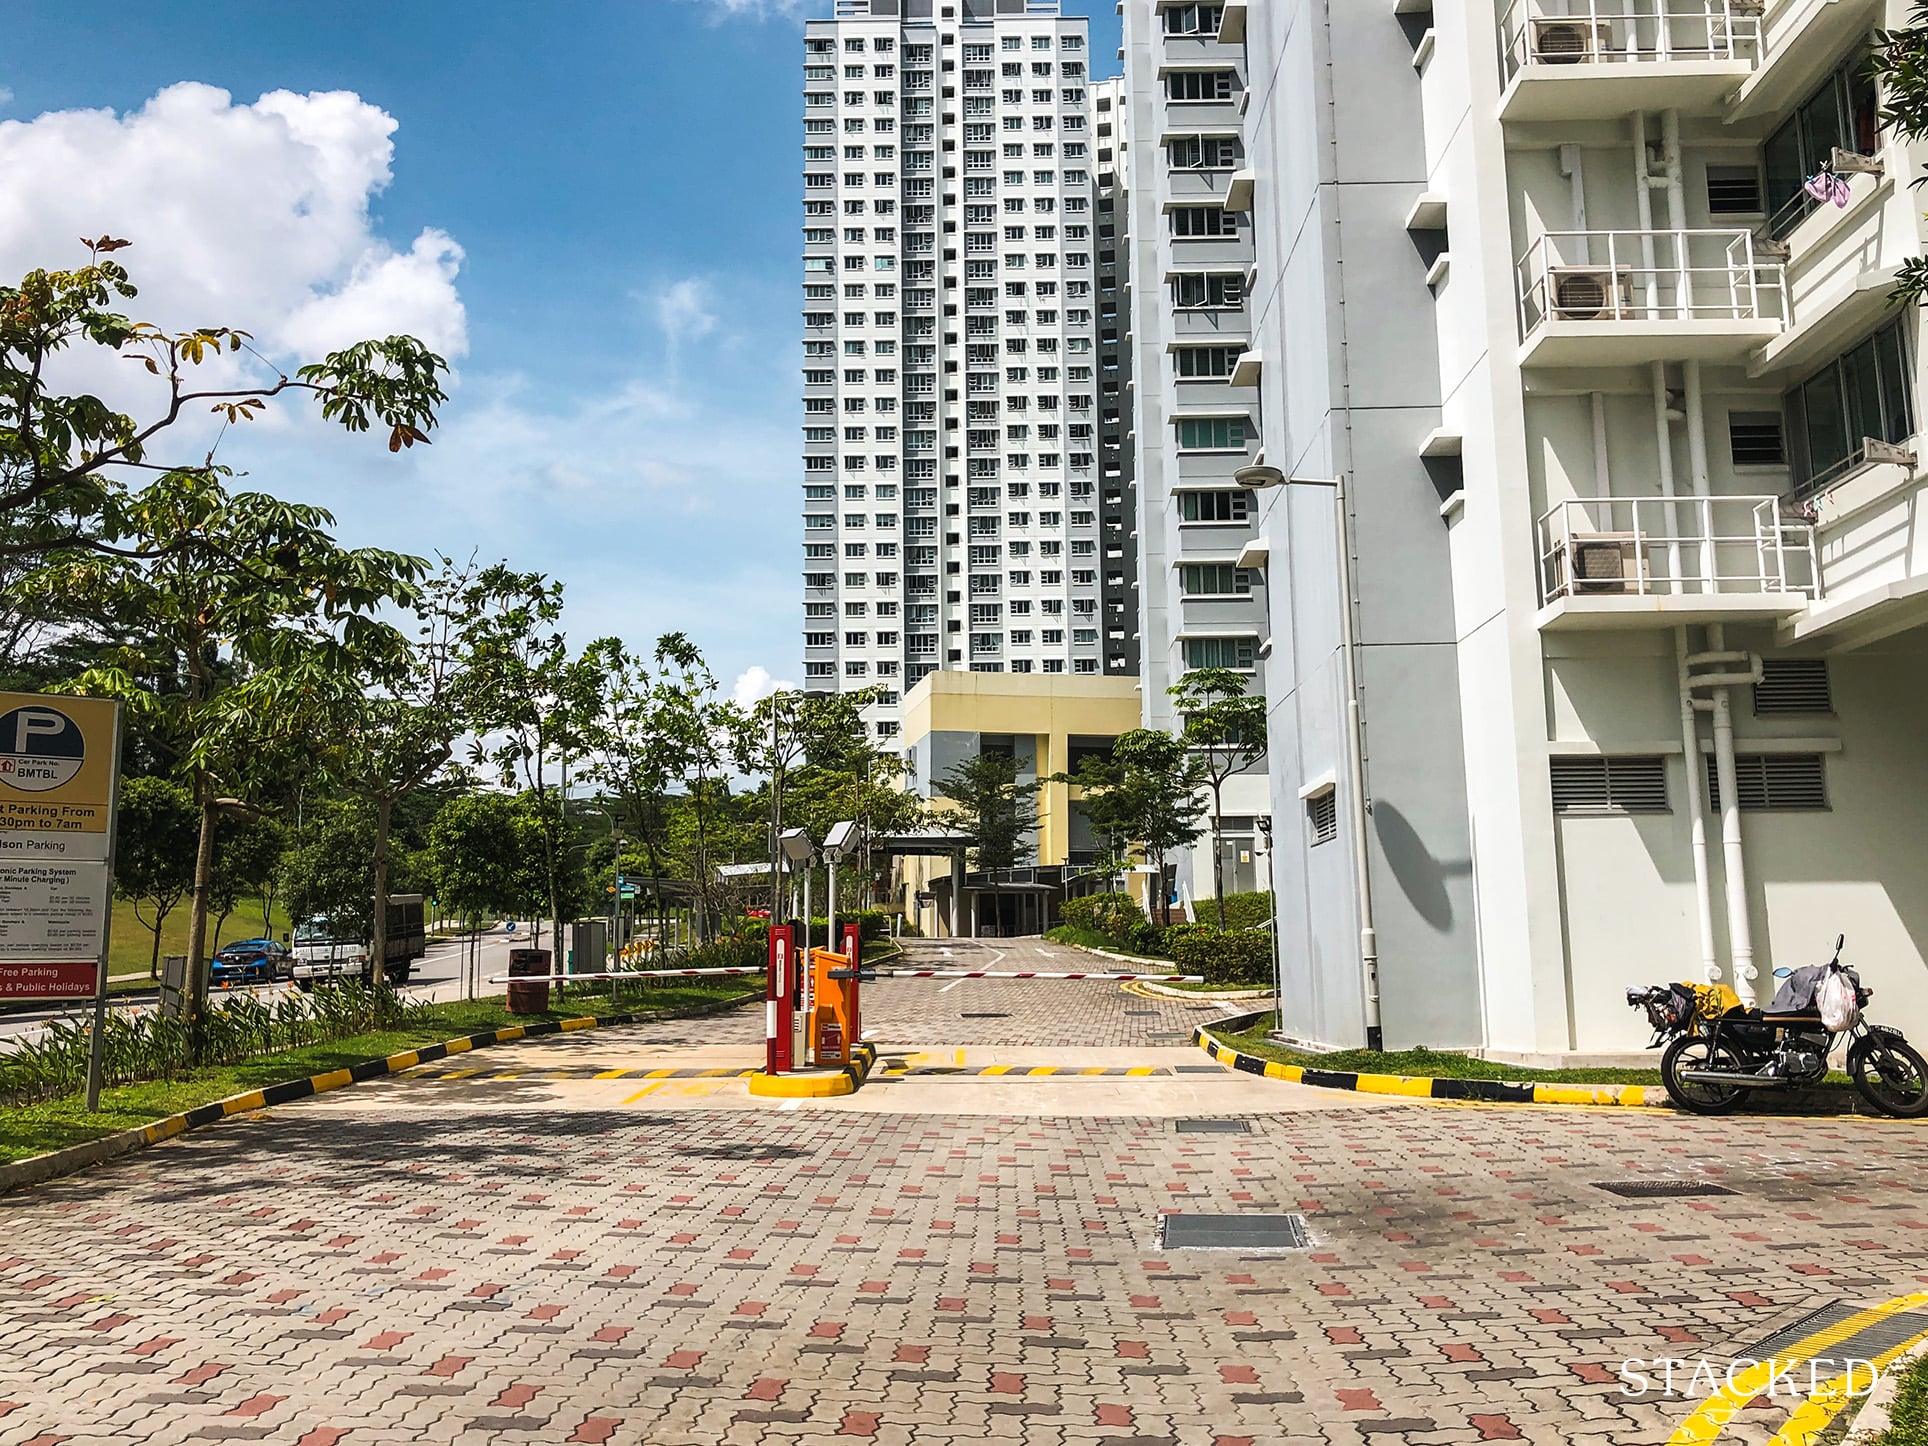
[1530,19,1611,63]
[1549,531,1643,598]
[1548,266,1634,320]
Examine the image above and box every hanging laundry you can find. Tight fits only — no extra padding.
[1805,169,1851,207]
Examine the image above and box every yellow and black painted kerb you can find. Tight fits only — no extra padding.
[1,995,759,1196]
[748,1041,878,1098]
[1191,1023,1657,1110]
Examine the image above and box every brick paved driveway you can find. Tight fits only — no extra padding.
[864,938,1253,1049]
[4,1019,1926,1446]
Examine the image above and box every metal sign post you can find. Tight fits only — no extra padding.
[0,692,125,1112]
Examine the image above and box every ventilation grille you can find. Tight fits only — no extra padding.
[1306,789,1338,846]
[1706,165,1765,216]
[1551,755,1669,815]
[1753,658,1831,715]
[1706,753,1829,812]
[1729,411,1786,467]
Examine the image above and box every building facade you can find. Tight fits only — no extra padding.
[800,0,1107,745]
[1115,0,1273,911]
[1093,75,1142,681]
[1208,0,1928,1054]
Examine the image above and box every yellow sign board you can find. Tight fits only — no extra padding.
[0,692,122,848]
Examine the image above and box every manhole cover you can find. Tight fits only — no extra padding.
[960,1011,1010,1019]
[1161,1213,1309,1251]
[1175,1118,1250,1134]
[1124,1009,1158,1016]
[1593,1179,1737,1199]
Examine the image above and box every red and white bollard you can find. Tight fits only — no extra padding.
[766,924,795,1074]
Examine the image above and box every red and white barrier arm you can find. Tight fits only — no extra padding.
[867,970,1204,982]
[486,967,766,984]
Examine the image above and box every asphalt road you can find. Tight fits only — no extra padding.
[0,930,527,1043]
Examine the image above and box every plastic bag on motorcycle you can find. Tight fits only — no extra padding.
[1817,970,1861,1032]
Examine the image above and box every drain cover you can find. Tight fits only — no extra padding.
[1148,1031,1189,1040]
[1736,1301,1856,1360]
[1175,1118,1250,1134]
[1593,1179,1737,1199]
[960,1011,1010,1019]
[1161,1213,1308,1251]
[1124,1009,1158,1016]
[1175,1065,1227,1074]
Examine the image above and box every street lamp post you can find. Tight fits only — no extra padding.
[1236,464,1383,1052]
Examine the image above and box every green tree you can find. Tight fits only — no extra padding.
[320,557,520,983]
[465,570,607,953]
[1107,730,1210,926]
[1169,668,1268,927]
[1876,14,1928,304]
[1,237,447,562]
[935,751,1039,936]
[426,792,546,927]
[112,774,197,977]
[37,470,425,1052]
[208,814,289,949]
[650,634,739,941]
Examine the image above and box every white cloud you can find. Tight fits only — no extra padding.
[0,82,468,375]
[686,0,812,20]
[732,665,796,709]
[0,88,14,109]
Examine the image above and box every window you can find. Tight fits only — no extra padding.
[1177,417,1248,450]
[1730,410,1786,466]
[1306,788,1338,847]
[1167,70,1235,102]
[1175,346,1242,379]
[1179,563,1252,596]
[1173,273,1244,309]
[1753,658,1832,715]
[1182,636,1257,671]
[1706,163,1764,216]
[1549,755,1669,815]
[1706,753,1829,811]
[1164,3,1224,35]
[1179,490,1249,524]
[1764,53,1879,237]
[1168,136,1239,169]
[1171,207,1240,238]
[1785,320,1913,490]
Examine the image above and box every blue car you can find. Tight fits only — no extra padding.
[211,938,294,985]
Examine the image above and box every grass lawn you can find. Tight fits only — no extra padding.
[108,895,295,979]
[1872,1350,1928,1445]
[0,978,754,1166]
[1210,1014,1667,1086]
[1042,925,1169,960]
[1150,978,1273,995]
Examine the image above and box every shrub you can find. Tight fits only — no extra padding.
[1168,926,1272,987]
[1215,891,1275,932]
[1059,891,1146,943]
[1125,919,1168,957]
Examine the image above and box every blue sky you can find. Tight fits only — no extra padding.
[0,0,1123,704]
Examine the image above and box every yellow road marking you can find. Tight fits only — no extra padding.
[1027,1067,1058,1077]
[1764,1323,1928,1446]
[1128,1067,1157,1076]
[593,1068,631,1079]
[619,1082,664,1104]
[980,1065,1012,1076]
[1666,1290,1928,1444]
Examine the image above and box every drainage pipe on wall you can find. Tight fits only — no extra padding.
[1633,112,1661,318]
[1652,362,1685,587]
[1676,629,1721,986]
[1700,625,1761,1003]
[1683,360,1717,587]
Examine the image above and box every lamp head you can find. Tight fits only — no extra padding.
[1234,463,1285,490]
[822,819,859,859]
[778,827,816,864]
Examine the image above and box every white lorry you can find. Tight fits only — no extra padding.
[289,893,428,987]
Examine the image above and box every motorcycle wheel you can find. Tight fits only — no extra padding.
[1848,1036,1928,1118]
[1661,1036,1749,1115]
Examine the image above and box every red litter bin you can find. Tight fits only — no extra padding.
[507,948,552,1015]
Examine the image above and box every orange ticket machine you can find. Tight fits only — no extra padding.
[808,924,866,1065]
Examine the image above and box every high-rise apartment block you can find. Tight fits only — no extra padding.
[800,0,1107,743]
[1149,0,1928,1054]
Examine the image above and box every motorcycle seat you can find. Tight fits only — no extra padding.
[1760,1010,1824,1026]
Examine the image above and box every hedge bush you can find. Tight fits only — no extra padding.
[1059,892,1145,942]
[1167,925,1272,987]
[1214,891,1275,931]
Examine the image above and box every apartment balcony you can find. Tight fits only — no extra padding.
[1781,439,1928,649]
[1534,494,1815,628]
[1515,229,1785,366]
[1498,0,1759,122]
[1725,0,1883,124]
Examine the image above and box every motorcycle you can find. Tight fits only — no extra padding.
[1627,935,1928,1118]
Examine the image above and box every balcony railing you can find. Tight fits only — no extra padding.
[1536,495,1816,607]
[1517,229,1785,336]
[1499,0,1760,82]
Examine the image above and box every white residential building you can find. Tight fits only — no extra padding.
[1207,0,1928,1054]
[800,0,1105,743]
[1116,1,1271,907]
